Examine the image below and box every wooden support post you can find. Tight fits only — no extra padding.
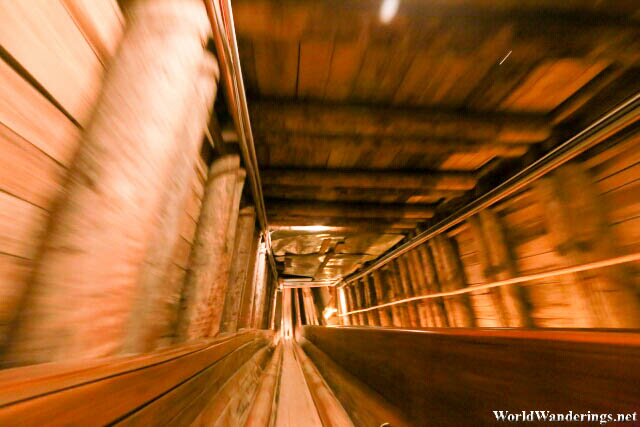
[331,286,342,326]
[371,271,392,326]
[393,259,421,327]
[306,288,320,325]
[237,233,262,330]
[6,0,212,364]
[535,175,599,328]
[344,286,355,325]
[479,209,533,327]
[301,289,312,325]
[122,51,220,353]
[250,246,269,328]
[363,276,381,326]
[220,207,257,333]
[354,280,369,326]
[176,155,242,341]
[263,275,277,329]
[429,236,475,327]
[405,252,434,327]
[468,215,509,327]
[294,289,304,328]
[204,168,247,336]
[384,266,409,327]
[416,244,448,327]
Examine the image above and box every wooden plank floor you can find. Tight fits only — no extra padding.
[275,341,323,427]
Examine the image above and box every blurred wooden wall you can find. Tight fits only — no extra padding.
[343,131,640,329]
[0,0,211,349]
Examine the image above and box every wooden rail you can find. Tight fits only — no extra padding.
[302,326,640,426]
[0,330,273,425]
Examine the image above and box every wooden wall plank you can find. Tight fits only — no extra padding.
[0,124,66,210]
[0,60,80,166]
[60,0,124,65]
[0,192,48,259]
[0,0,105,125]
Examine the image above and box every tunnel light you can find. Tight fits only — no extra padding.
[323,307,337,320]
[379,0,399,24]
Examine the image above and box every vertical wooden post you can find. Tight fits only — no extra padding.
[385,266,409,327]
[7,0,212,363]
[363,276,381,326]
[354,280,369,326]
[331,285,342,326]
[220,207,256,333]
[237,232,262,330]
[270,289,281,331]
[468,215,509,327]
[371,270,392,326]
[250,245,268,328]
[346,286,357,325]
[294,288,304,328]
[429,235,475,327]
[176,154,241,340]
[416,244,448,327]
[301,289,311,325]
[403,253,432,327]
[535,175,599,328]
[303,288,319,325]
[206,169,246,336]
[479,209,533,327]
[393,259,421,327]
[282,289,294,339]
[122,51,219,353]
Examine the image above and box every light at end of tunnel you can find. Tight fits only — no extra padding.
[323,307,337,320]
[379,0,399,24]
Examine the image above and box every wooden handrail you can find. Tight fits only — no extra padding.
[0,330,273,425]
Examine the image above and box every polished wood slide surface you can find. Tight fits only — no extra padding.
[0,330,273,426]
[302,326,640,426]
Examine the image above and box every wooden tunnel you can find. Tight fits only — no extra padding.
[1,0,640,425]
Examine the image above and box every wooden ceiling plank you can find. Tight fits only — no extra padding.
[266,200,435,219]
[297,39,334,99]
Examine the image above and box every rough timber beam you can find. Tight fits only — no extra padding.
[254,133,531,158]
[262,185,464,204]
[249,101,550,144]
[266,200,435,219]
[261,169,477,191]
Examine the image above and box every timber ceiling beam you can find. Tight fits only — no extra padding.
[254,133,530,158]
[261,169,477,191]
[262,185,464,204]
[266,200,435,219]
[249,101,551,143]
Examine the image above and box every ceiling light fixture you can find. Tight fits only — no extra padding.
[379,0,399,24]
